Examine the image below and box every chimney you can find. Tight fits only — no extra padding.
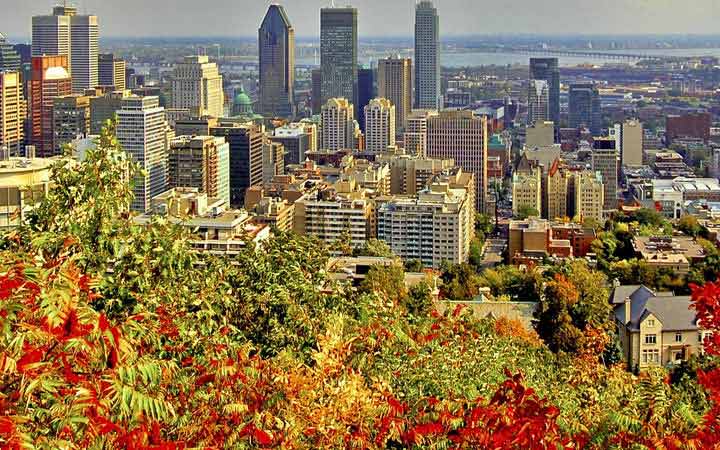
[624,297,632,326]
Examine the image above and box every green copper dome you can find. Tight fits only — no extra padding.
[234,86,252,106]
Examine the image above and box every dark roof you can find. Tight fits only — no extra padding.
[615,293,698,332]
[515,153,532,174]
[610,285,655,305]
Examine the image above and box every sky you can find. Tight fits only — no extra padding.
[3,0,720,39]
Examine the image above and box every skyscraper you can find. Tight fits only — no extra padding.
[527,79,549,125]
[32,6,99,93]
[98,53,126,90]
[31,55,72,157]
[612,120,644,166]
[592,138,619,212]
[427,111,488,212]
[378,56,412,133]
[569,83,601,134]
[529,58,560,125]
[321,98,356,151]
[311,69,322,115]
[210,122,264,207]
[364,98,395,152]
[258,4,295,118]
[0,72,25,155]
[52,94,90,153]
[0,33,21,72]
[415,0,440,110]
[171,56,224,118]
[404,109,438,157]
[320,7,358,110]
[116,96,168,213]
[357,67,375,132]
[168,135,230,207]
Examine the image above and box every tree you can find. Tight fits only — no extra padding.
[403,259,424,273]
[440,263,481,300]
[678,215,703,237]
[359,263,407,304]
[353,239,395,258]
[516,205,540,220]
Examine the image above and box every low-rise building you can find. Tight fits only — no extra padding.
[0,154,54,229]
[508,218,596,264]
[135,188,270,256]
[632,236,706,274]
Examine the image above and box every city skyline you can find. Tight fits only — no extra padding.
[4,0,720,39]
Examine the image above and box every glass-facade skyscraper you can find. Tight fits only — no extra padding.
[357,67,374,132]
[568,83,601,135]
[258,4,295,118]
[0,33,21,72]
[529,58,560,125]
[320,7,358,112]
[414,0,440,110]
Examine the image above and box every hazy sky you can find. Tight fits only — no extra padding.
[4,0,720,39]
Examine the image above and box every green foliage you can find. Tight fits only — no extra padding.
[403,259,424,273]
[678,215,703,237]
[516,205,540,219]
[353,238,395,258]
[440,262,481,300]
[478,265,543,302]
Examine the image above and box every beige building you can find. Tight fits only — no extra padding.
[512,155,542,217]
[135,188,270,256]
[262,140,285,184]
[0,156,54,229]
[592,143,619,212]
[321,98,356,150]
[546,159,569,220]
[526,120,555,148]
[377,178,474,268]
[612,120,644,166]
[573,170,604,222]
[426,110,488,212]
[381,154,455,196]
[378,56,412,132]
[0,72,25,155]
[168,135,230,206]
[98,54,126,90]
[248,196,295,232]
[613,285,705,370]
[364,98,396,152]
[404,109,437,157]
[632,236,706,274]
[53,95,91,154]
[171,55,224,118]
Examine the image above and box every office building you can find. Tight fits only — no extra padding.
[426,110,488,212]
[52,95,90,153]
[382,154,455,196]
[168,135,230,207]
[0,155,53,229]
[98,53,126,90]
[258,4,295,118]
[508,219,596,265]
[527,79,549,125]
[666,112,711,145]
[0,33,21,72]
[262,140,285,184]
[0,72,25,155]
[378,178,474,268]
[529,58,560,125]
[116,96,167,213]
[364,98,395,152]
[272,122,313,166]
[171,55,224,118]
[321,98,356,150]
[569,83,601,134]
[573,170,604,222]
[32,6,99,93]
[311,68,322,115]
[320,7,358,109]
[31,55,72,157]
[592,138,619,212]
[89,89,130,134]
[414,1,440,109]
[378,56,412,132]
[210,121,264,206]
[357,67,374,132]
[611,120,644,166]
[404,109,437,157]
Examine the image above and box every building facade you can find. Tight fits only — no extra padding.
[320,7,358,109]
[321,98,356,150]
[168,135,230,207]
[611,120,644,166]
[258,4,295,118]
[98,53,126,90]
[210,121,264,207]
[404,109,437,157]
[52,95,90,154]
[171,55,224,118]
[527,79,549,125]
[0,72,25,156]
[592,138,619,212]
[378,56,412,133]
[529,58,560,125]
[414,0,440,110]
[364,98,395,153]
[31,55,72,157]
[568,83,601,134]
[573,170,604,222]
[357,67,375,132]
[116,96,167,212]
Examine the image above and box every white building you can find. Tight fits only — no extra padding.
[610,120,644,167]
[364,98,395,153]
[171,55,224,118]
[404,109,437,157]
[321,98,356,150]
[527,79,549,125]
[116,96,167,213]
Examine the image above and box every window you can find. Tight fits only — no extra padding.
[642,349,660,364]
[675,332,683,343]
[647,319,655,327]
[645,334,657,345]
[699,332,705,343]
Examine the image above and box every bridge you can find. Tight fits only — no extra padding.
[496,47,673,62]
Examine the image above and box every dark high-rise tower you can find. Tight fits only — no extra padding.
[258,4,295,118]
[414,0,440,110]
[320,7,358,110]
[0,33,21,72]
[357,67,375,132]
[529,58,560,125]
[569,83,601,135]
